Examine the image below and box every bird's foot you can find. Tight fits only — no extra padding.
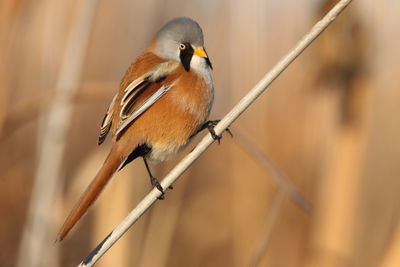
[151,176,165,200]
[150,176,173,200]
[204,120,233,144]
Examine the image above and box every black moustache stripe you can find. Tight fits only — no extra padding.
[180,44,194,72]
[205,57,213,70]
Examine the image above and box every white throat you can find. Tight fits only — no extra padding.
[190,55,213,88]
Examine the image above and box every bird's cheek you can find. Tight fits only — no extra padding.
[179,51,193,72]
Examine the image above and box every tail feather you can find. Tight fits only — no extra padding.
[56,144,130,242]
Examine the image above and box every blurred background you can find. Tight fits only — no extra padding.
[1,0,399,266]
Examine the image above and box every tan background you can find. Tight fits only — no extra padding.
[1,0,399,266]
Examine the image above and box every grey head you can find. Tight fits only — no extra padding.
[153,17,212,72]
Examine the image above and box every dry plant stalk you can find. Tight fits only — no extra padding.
[79,0,353,266]
[16,1,99,267]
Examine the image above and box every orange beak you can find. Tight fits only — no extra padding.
[193,47,208,58]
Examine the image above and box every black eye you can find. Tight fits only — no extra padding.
[179,43,186,50]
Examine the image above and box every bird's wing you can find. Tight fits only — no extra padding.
[115,62,178,138]
[116,83,174,137]
[97,61,179,144]
[98,94,117,145]
[97,75,148,145]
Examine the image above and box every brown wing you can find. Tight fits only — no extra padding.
[113,60,180,138]
[98,53,179,144]
[98,94,117,145]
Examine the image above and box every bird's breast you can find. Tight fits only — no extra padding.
[145,69,213,162]
[169,68,214,122]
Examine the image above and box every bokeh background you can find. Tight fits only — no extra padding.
[1,0,399,266]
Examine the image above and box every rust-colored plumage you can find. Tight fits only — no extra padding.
[57,17,214,241]
[57,139,134,241]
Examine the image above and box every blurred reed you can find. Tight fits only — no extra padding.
[0,0,399,266]
[17,1,99,266]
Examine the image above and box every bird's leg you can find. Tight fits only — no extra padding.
[143,157,166,200]
[197,120,233,144]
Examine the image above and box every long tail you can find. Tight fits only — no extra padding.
[56,142,131,242]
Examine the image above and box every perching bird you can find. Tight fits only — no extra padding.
[57,17,222,241]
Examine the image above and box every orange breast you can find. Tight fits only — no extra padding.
[115,52,213,161]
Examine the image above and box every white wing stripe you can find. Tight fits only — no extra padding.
[121,78,148,105]
[123,75,146,93]
[116,82,175,136]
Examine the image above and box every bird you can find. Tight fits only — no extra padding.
[57,17,223,242]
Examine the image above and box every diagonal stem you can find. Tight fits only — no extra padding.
[78,0,353,266]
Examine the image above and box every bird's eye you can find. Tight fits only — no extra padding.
[179,43,186,50]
